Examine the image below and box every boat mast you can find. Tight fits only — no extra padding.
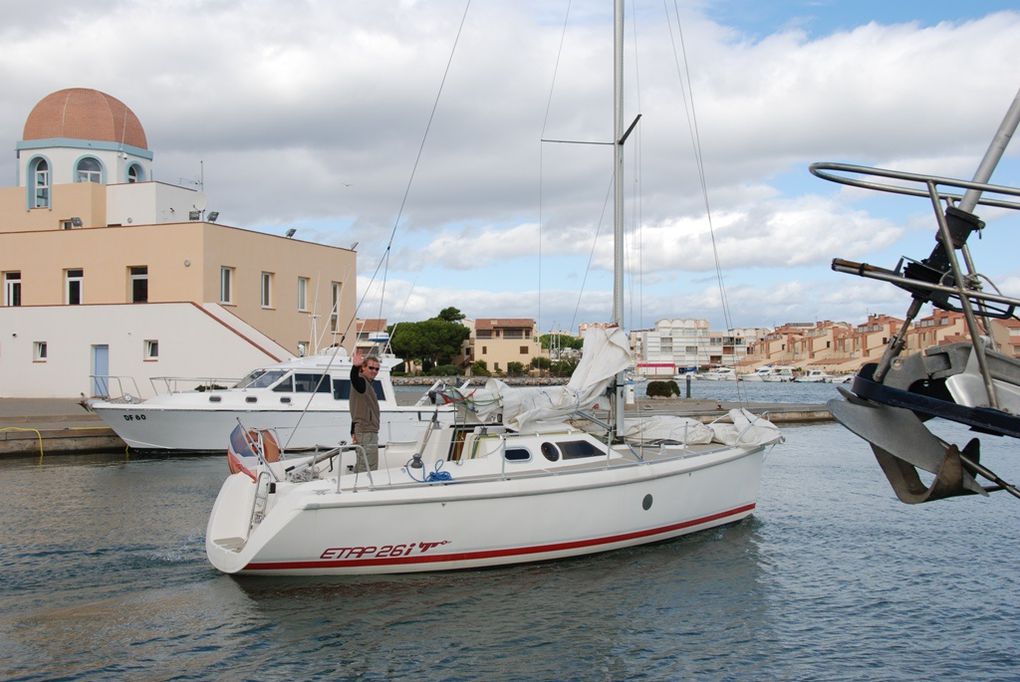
[613,0,625,325]
[612,0,626,437]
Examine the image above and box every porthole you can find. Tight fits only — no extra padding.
[504,448,530,462]
[540,442,559,462]
[642,494,653,510]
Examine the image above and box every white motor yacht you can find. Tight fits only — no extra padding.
[795,369,833,383]
[698,366,738,381]
[86,348,454,452]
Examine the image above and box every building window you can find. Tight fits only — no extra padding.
[520,346,528,354]
[31,158,49,208]
[144,339,159,360]
[330,281,341,331]
[129,266,148,303]
[482,346,487,355]
[297,341,309,357]
[127,164,144,183]
[65,268,83,305]
[33,341,47,361]
[261,272,273,308]
[298,277,309,311]
[220,267,234,304]
[76,157,102,183]
[3,271,21,306]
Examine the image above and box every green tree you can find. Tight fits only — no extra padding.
[438,307,465,323]
[390,314,470,369]
[506,361,526,377]
[470,360,491,377]
[550,358,579,377]
[530,356,551,370]
[539,333,583,351]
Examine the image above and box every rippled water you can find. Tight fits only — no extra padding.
[2,387,1019,680]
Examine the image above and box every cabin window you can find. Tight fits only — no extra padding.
[559,440,601,459]
[540,442,559,462]
[129,266,148,303]
[292,373,331,393]
[332,379,386,400]
[504,448,531,462]
[245,369,287,389]
[297,277,309,311]
[65,268,83,305]
[4,272,22,306]
[220,267,234,304]
[76,157,102,183]
[144,339,159,360]
[33,341,47,361]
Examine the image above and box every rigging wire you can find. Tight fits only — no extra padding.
[539,0,574,358]
[570,173,617,333]
[370,0,473,327]
[281,1,472,449]
[664,0,746,399]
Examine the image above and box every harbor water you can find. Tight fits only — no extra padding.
[2,382,1018,680]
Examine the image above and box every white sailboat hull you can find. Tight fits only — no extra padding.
[206,442,765,575]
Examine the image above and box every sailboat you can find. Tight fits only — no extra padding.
[205,1,783,576]
[818,88,1020,504]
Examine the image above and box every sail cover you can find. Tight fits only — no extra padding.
[467,326,633,429]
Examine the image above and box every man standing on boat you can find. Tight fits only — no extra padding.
[350,351,381,472]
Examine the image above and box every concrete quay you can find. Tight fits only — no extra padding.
[0,398,123,457]
[0,397,831,458]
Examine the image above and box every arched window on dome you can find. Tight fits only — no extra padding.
[76,157,102,183]
[29,158,50,208]
[127,163,145,183]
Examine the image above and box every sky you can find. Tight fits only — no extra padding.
[2,0,1019,334]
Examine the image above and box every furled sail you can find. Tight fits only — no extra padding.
[457,326,632,430]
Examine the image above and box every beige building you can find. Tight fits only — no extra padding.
[0,88,356,397]
[458,318,543,374]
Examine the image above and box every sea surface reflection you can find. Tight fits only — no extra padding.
[2,393,1018,679]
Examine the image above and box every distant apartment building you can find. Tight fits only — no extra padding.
[738,309,1020,375]
[0,87,356,397]
[457,318,544,374]
[629,318,759,377]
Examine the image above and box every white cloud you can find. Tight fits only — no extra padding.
[1,2,1018,330]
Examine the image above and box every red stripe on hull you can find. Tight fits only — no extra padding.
[242,502,755,572]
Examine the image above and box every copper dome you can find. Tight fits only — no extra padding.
[23,87,148,150]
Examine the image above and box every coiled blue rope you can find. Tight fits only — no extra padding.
[405,458,454,483]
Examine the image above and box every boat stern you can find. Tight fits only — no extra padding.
[205,473,260,574]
